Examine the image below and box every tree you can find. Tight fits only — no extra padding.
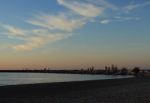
[105,66,111,74]
[120,67,128,75]
[132,67,140,75]
[111,64,118,74]
[87,66,95,73]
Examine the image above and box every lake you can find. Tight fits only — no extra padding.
[0,73,133,86]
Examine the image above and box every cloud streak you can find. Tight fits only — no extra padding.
[3,25,26,38]
[27,13,86,32]
[2,24,71,51]
[13,33,70,51]
[57,0,104,17]
[124,1,150,13]
[3,0,113,51]
[100,19,111,24]
[87,0,117,10]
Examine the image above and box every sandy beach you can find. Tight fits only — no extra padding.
[0,77,150,103]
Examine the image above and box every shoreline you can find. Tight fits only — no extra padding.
[0,77,150,103]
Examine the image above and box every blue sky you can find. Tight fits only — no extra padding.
[0,0,150,69]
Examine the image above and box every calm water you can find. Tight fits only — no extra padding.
[0,73,133,86]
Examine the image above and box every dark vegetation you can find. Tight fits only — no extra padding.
[0,65,149,76]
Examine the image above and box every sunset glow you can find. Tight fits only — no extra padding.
[0,0,150,69]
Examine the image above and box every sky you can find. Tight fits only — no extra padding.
[0,0,150,70]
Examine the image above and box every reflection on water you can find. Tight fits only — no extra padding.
[0,73,133,86]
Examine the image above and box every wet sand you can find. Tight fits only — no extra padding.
[0,77,150,103]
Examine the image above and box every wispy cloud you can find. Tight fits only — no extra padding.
[100,16,140,25]
[13,33,70,51]
[113,16,140,21]
[3,0,112,51]
[124,1,150,13]
[87,0,117,10]
[1,0,145,51]
[57,0,104,17]
[27,13,86,32]
[2,24,71,51]
[100,19,111,24]
[2,25,26,38]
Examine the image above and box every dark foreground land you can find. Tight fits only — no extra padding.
[0,77,150,103]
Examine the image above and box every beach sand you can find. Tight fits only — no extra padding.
[0,77,150,103]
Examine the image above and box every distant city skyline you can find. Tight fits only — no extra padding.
[0,0,150,69]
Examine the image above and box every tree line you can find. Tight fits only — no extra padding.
[0,65,146,76]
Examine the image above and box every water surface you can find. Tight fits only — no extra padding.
[0,73,133,86]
